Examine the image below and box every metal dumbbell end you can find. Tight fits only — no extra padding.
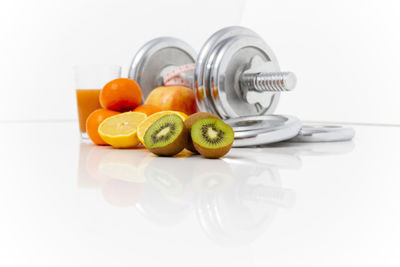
[240,71,296,105]
[241,72,296,92]
[234,55,296,105]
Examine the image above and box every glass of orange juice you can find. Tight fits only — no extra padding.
[73,64,121,140]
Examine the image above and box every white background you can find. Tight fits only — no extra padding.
[0,0,399,124]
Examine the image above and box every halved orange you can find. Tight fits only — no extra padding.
[136,111,188,146]
[98,112,147,148]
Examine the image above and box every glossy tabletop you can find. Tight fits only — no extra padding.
[0,122,399,267]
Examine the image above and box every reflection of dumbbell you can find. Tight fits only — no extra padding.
[194,168,292,246]
[242,184,295,208]
[129,26,296,120]
[228,166,295,208]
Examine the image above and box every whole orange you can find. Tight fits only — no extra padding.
[86,108,120,145]
[133,105,163,116]
[100,78,143,112]
[145,86,197,115]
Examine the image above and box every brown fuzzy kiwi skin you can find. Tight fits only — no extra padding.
[193,141,233,159]
[147,126,188,157]
[184,112,220,153]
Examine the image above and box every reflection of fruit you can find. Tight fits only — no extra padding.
[86,146,151,183]
[144,114,187,156]
[98,112,147,148]
[101,179,142,207]
[191,118,234,159]
[143,156,196,200]
[86,109,120,145]
[184,112,220,153]
[98,149,148,183]
[136,182,190,225]
[145,166,184,197]
[192,159,234,193]
[100,78,142,112]
[136,111,188,145]
[143,158,192,196]
[133,105,163,116]
[145,86,196,115]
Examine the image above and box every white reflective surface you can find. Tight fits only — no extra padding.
[0,122,399,266]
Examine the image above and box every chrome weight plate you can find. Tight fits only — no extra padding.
[227,114,291,132]
[128,37,196,100]
[289,125,355,142]
[206,35,280,119]
[225,115,302,147]
[194,26,260,115]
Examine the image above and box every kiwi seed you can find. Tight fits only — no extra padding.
[191,117,234,159]
[184,112,220,153]
[144,114,187,156]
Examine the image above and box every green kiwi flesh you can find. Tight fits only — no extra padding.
[191,118,234,159]
[184,112,220,153]
[144,114,187,156]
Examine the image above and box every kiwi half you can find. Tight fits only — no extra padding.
[144,114,187,156]
[184,112,220,153]
[191,118,234,159]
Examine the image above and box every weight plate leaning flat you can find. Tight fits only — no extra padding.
[225,115,302,147]
[289,125,355,142]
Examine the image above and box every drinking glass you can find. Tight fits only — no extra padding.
[73,65,121,140]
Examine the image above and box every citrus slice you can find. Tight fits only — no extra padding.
[98,112,147,148]
[137,111,188,146]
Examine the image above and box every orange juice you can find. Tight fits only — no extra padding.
[76,89,102,133]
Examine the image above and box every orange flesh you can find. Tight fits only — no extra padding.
[76,89,102,133]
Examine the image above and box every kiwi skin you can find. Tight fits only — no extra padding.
[184,112,220,153]
[145,116,188,157]
[193,140,233,159]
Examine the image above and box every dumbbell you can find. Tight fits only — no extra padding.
[128,26,295,119]
[128,26,354,146]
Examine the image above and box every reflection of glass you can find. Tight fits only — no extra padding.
[77,143,105,189]
[73,65,121,140]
